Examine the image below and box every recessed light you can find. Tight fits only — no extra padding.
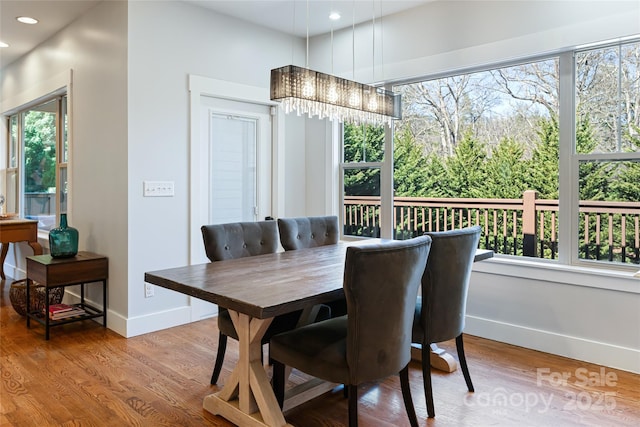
[329,12,341,21]
[17,16,39,25]
[0,42,8,48]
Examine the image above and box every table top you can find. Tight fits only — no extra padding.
[145,241,494,320]
[146,242,352,319]
[0,217,37,223]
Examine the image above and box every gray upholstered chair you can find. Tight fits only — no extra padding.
[201,220,302,385]
[412,225,481,418]
[277,215,347,317]
[277,215,340,250]
[270,236,432,427]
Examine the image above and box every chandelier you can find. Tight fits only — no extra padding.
[270,1,401,127]
[270,65,401,126]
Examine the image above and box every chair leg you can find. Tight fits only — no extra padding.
[347,384,358,427]
[421,342,435,418]
[272,360,286,409]
[456,334,474,392]
[210,333,228,385]
[399,364,419,427]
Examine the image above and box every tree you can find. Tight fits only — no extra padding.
[609,126,640,201]
[484,137,529,199]
[23,111,56,193]
[343,124,384,196]
[527,118,559,199]
[443,132,487,198]
[393,128,431,197]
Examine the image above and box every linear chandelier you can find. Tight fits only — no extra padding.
[270,65,401,126]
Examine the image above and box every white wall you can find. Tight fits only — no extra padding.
[1,1,129,322]
[305,0,640,373]
[125,1,306,336]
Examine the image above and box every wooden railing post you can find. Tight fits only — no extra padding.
[523,190,538,257]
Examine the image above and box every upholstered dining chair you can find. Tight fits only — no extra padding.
[277,215,340,250]
[270,236,433,427]
[412,225,482,418]
[201,220,304,385]
[277,215,347,317]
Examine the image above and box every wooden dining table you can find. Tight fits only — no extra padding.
[0,218,43,280]
[144,240,493,427]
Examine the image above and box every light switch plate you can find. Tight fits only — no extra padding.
[143,181,174,197]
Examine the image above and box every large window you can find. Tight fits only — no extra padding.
[341,37,640,268]
[4,94,68,231]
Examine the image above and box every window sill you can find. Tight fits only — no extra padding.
[473,255,640,295]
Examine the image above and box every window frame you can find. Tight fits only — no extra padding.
[2,89,69,233]
[339,37,640,273]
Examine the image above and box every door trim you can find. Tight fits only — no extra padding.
[188,75,284,320]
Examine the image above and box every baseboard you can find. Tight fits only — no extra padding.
[465,315,640,374]
[63,291,193,338]
[121,306,194,338]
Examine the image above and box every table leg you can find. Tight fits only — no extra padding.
[0,239,42,281]
[0,243,8,280]
[203,310,292,427]
[27,240,43,256]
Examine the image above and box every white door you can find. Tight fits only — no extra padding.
[202,96,272,225]
[192,96,272,319]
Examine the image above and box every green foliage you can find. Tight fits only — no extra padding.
[393,128,431,196]
[343,124,383,196]
[343,123,383,163]
[24,111,57,193]
[345,116,637,206]
[527,118,559,199]
[484,138,529,198]
[443,132,487,198]
[609,127,640,201]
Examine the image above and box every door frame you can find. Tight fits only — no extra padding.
[188,75,285,320]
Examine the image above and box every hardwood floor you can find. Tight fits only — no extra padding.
[1,279,639,427]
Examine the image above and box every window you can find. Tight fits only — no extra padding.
[574,41,640,264]
[342,123,384,238]
[341,37,640,269]
[4,94,68,231]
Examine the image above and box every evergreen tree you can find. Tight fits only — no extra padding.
[609,126,640,201]
[343,124,384,196]
[393,128,430,196]
[484,137,529,198]
[527,118,559,199]
[443,131,487,198]
[577,116,610,201]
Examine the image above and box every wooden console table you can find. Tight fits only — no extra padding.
[0,219,43,280]
[26,252,108,340]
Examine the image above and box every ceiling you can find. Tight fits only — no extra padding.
[0,0,431,70]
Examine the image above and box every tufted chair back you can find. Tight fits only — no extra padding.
[277,216,339,250]
[201,221,279,262]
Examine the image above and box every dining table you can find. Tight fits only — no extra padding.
[144,240,493,427]
[0,218,43,280]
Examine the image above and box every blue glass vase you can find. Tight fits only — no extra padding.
[49,213,79,258]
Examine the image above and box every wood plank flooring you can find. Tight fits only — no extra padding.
[1,279,639,426]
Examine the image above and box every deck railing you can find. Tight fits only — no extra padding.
[343,190,640,264]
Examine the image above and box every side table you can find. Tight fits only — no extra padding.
[26,251,108,340]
